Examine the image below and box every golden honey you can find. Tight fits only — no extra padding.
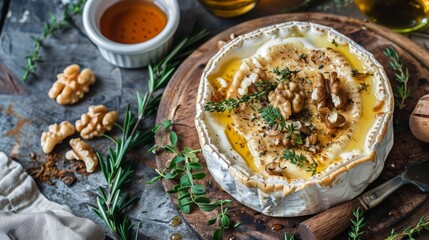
[100,0,167,44]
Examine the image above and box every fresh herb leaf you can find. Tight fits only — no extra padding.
[386,216,429,240]
[384,47,410,111]
[348,207,365,240]
[306,160,318,176]
[149,120,233,239]
[204,80,277,112]
[358,82,370,92]
[282,149,307,167]
[22,0,87,82]
[272,66,300,82]
[259,105,285,130]
[351,69,373,78]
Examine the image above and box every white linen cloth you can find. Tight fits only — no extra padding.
[0,152,105,240]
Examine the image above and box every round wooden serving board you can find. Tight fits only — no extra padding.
[155,13,429,239]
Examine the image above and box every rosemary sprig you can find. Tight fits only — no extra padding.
[384,47,410,111]
[349,207,365,240]
[148,120,233,239]
[89,100,150,240]
[386,216,429,240]
[272,66,300,82]
[259,105,285,130]
[89,27,209,239]
[22,0,86,81]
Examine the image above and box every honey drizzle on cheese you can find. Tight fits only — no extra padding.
[208,38,378,177]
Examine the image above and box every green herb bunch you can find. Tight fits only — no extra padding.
[22,0,87,81]
[148,120,235,240]
[384,47,410,111]
[89,27,209,240]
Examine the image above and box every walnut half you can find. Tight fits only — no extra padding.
[76,105,118,139]
[41,121,75,153]
[268,81,305,119]
[48,64,96,105]
[65,138,98,173]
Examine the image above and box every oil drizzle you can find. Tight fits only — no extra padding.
[169,215,182,227]
[170,233,182,240]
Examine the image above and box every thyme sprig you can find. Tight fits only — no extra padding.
[204,90,268,112]
[259,105,285,130]
[272,66,300,82]
[148,120,233,240]
[358,82,370,92]
[22,0,86,82]
[204,80,277,112]
[351,69,373,78]
[386,216,429,240]
[282,149,307,167]
[349,207,365,240]
[348,208,429,240]
[89,27,209,240]
[384,47,410,111]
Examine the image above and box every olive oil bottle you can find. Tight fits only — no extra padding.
[355,0,429,32]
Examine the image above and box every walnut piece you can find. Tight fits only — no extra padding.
[311,73,327,109]
[48,64,96,105]
[319,107,346,129]
[329,72,346,109]
[76,105,118,139]
[268,81,305,119]
[65,138,98,173]
[41,121,75,153]
[265,162,282,176]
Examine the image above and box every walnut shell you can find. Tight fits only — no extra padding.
[410,94,429,142]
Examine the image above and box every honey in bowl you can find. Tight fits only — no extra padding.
[100,0,167,44]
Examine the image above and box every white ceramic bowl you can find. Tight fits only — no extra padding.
[195,22,394,217]
[83,0,179,68]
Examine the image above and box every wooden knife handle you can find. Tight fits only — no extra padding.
[298,198,367,240]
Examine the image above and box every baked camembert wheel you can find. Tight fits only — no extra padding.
[196,22,393,216]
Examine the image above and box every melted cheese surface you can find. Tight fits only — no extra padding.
[207,36,380,181]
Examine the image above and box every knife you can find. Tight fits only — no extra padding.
[298,161,429,240]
